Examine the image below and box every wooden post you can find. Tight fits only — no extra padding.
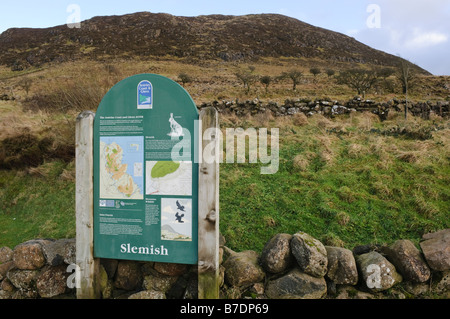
[198,107,220,299]
[75,111,100,299]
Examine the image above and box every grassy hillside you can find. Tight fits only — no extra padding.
[0,58,449,250]
[220,111,449,251]
[0,99,448,249]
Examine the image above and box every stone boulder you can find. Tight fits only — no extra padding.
[420,229,450,271]
[154,262,188,276]
[100,259,118,278]
[0,247,13,263]
[41,239,76,266]
[128,290,165,299]
[265,268,327,299]
[63,239,76,265]
[223,250,265,287]
[13,240,52,270]
[113,260,142,291]
[7,269,39,292]
[259,233,293,274]
[142,270,178,293]
[335,285,376,299]
[432,270,449,297]
[0,261,14,281]
[291,232,327,277]
[36,265,69,298]
[325,246,358,285]
[382,240,430,283]
[355,251,402,292]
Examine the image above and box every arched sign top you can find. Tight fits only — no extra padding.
[97,73,198,117]
[93,74,199,265]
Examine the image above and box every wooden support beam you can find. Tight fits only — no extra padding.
[75,111,100,299]
[198,107,220,299]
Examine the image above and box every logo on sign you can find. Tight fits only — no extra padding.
[137,80,153,109]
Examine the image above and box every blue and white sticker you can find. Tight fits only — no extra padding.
[137,80,153,109]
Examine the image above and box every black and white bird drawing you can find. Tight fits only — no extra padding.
[175,212,185,223]
[176,200,185,212]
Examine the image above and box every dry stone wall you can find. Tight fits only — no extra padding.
[199,98,450,120]
[220,229,449,299]
[0,229,449,299]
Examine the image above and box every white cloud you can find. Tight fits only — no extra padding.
[405,29,448,48]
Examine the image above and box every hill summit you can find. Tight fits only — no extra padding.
[0,12,429,74]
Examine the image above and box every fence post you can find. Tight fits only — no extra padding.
[198,107,220,299]
[75,111,100,299]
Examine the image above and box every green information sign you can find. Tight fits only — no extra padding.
[93,74,199,264]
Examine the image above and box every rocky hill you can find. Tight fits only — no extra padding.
[0,12,429,74]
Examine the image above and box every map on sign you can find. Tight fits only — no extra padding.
[99,136,144,200]
[145,161,192,196]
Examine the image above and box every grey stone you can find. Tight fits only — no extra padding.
[265,268,327,299]
[260,233,293,274]
[42,239,76,266]
[0,261,14,281]
[128,290,165,299]
[36,265,69,298]
[13,239,52,270]
[325,246,358,285]
[420,229,450,271]
[154,262,188,276]
[403,281,430,296]
[431,270,449,296]
[291,232,327,277]
[7,269,39,291]
[114,260,142,291]
[63,239,76,265]
[143,273,178,293]
[355,251,402,292]
[335,285,376,299]
[382,240,430,283]
[223,250,265,287]
[0,247,13,263]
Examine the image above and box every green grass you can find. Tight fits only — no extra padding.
[0,113,449,252]
[220,113,450,252]
[0,161,75,248]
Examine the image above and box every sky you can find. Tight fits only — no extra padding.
[0,0,449,75]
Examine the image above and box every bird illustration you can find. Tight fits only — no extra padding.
[175,212,185,223]
[176,200,185,212]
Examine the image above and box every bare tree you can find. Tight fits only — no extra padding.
[281,70,303,91]
[396,59,417,120]
[260,75,272,94]
[19,78,33,96]
[235,71,258,93]
[336,68,379,97]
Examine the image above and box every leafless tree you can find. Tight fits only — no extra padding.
[396,59,417,120]
[19,78,33,96]
[336,68,379,97]
[235,71,258,93]
[281,70,303,91]
[260,75,272,93]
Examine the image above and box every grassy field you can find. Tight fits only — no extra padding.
[220,111,449,251]
[0,58,449,250]
[0,105,448,250]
